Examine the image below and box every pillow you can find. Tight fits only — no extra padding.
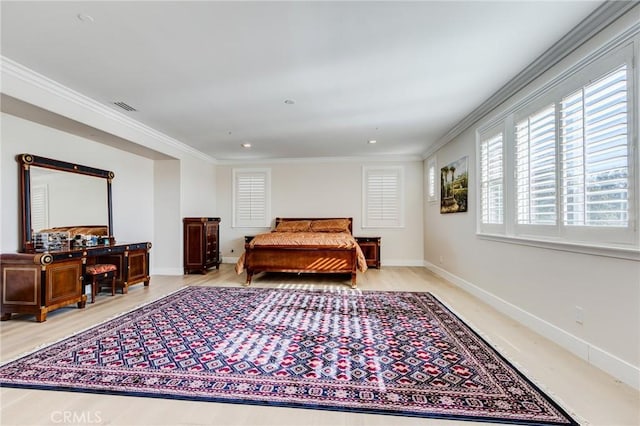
[274,220,312,232]
[310,219,351,233]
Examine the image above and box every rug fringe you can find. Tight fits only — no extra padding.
[431,292,589,426]
[0,285,190,367]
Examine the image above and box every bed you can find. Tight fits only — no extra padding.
[235,217,368,288]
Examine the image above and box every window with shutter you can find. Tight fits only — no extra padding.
[426,156,437,203]
[561,64,629,227]
[475,42,636,254]
[362,166,404,228]
[515,105,557,225]
[479,132,504,226]
[232,169,271,228]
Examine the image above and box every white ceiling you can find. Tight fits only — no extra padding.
[1,1,602,161]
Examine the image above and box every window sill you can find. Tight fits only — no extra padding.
[477,233,640,261]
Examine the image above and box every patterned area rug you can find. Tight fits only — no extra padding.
[0,287,577,425]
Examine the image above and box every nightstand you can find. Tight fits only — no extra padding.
[355,236,381,269]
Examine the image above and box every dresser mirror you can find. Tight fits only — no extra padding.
[18,153,114,252]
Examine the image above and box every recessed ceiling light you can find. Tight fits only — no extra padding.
[284,99,295,105]
[241,143,252,148]
[77,13,94,23]
[368,140,377,144]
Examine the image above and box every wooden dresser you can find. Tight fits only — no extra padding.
[2,154,152,322]
[0,242,151,322]
[183,217,221,274]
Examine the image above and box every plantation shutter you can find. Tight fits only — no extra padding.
[560,64,629,227]
[31,184,49,232]
[233,169,270,228]
[363,166,404,228]
[479,133,504,225]
[515,105,557,225]
[427,157,437,202]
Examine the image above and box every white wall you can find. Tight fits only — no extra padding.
[424,9,640,388]
[153,159,181,275]
[1,113,154,251]
[181,155,217,217]
[0,113,218,276]
[216,160,424,266]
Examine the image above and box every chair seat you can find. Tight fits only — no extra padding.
[86,264,117,275]
[86,264,118,303]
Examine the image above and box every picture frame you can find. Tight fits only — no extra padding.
[440,156,468,214]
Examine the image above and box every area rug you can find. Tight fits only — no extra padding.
[0,286,578,425]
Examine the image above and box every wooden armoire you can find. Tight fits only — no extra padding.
[183,217,221,274]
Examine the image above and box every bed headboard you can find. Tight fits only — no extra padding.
[275,217,353,234]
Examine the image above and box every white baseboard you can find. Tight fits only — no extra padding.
[222,256,240,264]
[150,267,183,276]
[423,260,640,390]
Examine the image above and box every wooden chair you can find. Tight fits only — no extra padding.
[85,264,118,303]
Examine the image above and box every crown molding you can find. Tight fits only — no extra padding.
[216,154,423,166]
[422,1,638,159]
[1,56,217,164]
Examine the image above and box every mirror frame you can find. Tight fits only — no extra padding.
[18,153,115,252]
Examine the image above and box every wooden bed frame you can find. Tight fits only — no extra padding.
[242,217,359,288]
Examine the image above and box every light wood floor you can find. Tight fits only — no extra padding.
[1,265,638,426]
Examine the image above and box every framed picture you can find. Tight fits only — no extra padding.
[440,156,468,214]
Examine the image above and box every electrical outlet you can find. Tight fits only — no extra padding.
[575,306,584,324]
[230,249,235,253]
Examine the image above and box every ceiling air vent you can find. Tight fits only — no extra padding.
[113,101,137,112]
